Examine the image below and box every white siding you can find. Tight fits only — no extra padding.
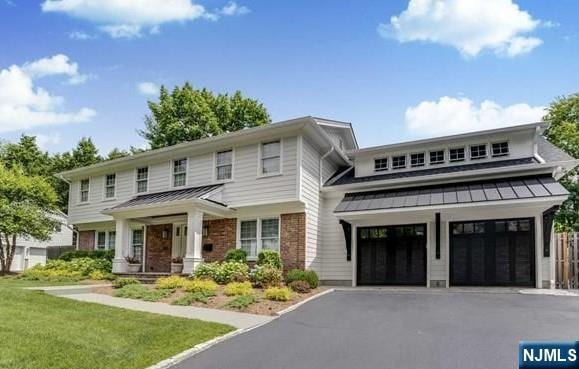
[9,246,48,272]
[320,195,351,281]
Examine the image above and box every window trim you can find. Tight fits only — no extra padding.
[213,148,235,183]
[130,227,145,262]
[236,217,281,259]
[429,149,446,165]
[410,152,426,168]
[257,139,283,177]
[491,141,510,157]
[449,147,466,162]
[374,157,389,172]
[469,143,488,160]
[94,230,116,250]
[391,154,407,170]
[79,178,90,204]
[171,158,188,188]
[135,166,149,194]
[103,173,116,200]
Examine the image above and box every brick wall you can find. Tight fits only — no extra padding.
[145,224,172,272]
[280,212,306,271]
[202,218,237,262]
[78,230,95,251]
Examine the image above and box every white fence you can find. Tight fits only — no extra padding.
[555,233,579,289]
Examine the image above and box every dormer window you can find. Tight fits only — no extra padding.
[173,158,187,187]
[392,155,406,169]
[374,158,388,172]
[410,153,425,168]
[470,144,487,160]
[449,147,465,162]
[429,150,445,165]
[491,142,509,157]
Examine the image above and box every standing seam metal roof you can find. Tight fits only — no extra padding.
[108,184,224,210]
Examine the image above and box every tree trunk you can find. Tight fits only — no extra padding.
[0,236,5,276]
[0,234,16,275]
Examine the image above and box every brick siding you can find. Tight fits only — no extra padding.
[280,212,306,271]
[202,218,237,262]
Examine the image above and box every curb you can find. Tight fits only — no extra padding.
[276,288,335,316]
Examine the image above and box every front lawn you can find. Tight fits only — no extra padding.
[0,278,234,369]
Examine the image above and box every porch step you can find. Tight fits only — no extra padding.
[116,273,184,284]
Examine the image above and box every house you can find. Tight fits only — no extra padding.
[7,212,74,272]
[56,117,578,288]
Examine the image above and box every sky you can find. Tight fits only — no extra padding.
[0,0,578,154]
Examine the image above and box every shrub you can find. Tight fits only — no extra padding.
[288,280,311,293]
[193,261,249,284]
[171,291,214,305]
[252,265,283,288]
[112,277,140,289]
[183,279,218,295]
[285,269,319,289]
[60,249,115,262]
[155,276,188,289]
[224,281,253,296]
[19,257,112,281]
[113,284,173,302]
[257,250,282,270]
[264,287,292,301]
[225,295,258,310]
[88,270,107,280]
[224,249,247,263]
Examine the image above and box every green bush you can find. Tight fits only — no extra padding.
[224,281,253,296]
[171,291,214,305]
[60,249,115,261]
[252,265,283,288]
[264,287,292,301]
[155,276,188,289]
[285,269,319,288]
[257,250,282,270]
[224,249,247,263]
[288,280,311,293]
[113,284,173,302]
[19,257,112,281]
[183,279,218,295]
[112,277,140,289]
[193,262,249,284]
[225,295,258,310]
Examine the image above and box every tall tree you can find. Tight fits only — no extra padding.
[0,135,51,177]
[0,165,59,274]
[139,83,271,149]
[543,93,579,232]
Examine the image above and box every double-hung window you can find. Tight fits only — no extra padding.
[429,150,445,165]
[374,158,388,172]
[410,153,425,168]
[392,155,406,169]
[216,150,233,181]
[173,158,187,187]
[136,167,148,193]
[80,179,90,203]
[132,229,144,262]
[470,144,487,160]
[105,174,116,199]
[449,147,465,162]
[260,141,281,175]
[239,218,280,258]
[96,231,116,250]
[491,142,509,157]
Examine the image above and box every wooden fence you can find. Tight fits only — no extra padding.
[555,233,579,289]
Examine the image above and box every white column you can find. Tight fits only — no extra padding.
[535,213,543,289]
[183,210,204,274]
[112,218,130,273]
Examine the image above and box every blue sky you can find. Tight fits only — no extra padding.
[1,0,578,154]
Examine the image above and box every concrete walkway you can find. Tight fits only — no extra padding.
[30,286,274,329]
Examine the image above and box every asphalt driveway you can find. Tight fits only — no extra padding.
[174,290,579,369]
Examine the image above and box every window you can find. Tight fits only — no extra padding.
[105,174,116,199]
[260,141,281,175]
[449,147,465,162]
[410,153,425,168]
[492,142,509,157]
[96,231,116,250]
[392,155,406,169]
[80,179,89,203]
[108,231,116,249]
[216,150,233,181]
[374,158,388,172]
[239,218,280,257]
[429,150,445,165]
[470,144,487,159]
[132,229,144,262]
[173,158,187,187]
[136,167,148,193]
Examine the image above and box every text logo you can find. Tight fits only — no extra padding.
[520,342,579,368]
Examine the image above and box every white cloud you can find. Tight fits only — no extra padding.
[34,133,61,150]
[41,0,249,39]
[137,82,159,96]
[69,31,95,40]
[0,55,96,133]
[379,0,543,57]
[405,96,545,136]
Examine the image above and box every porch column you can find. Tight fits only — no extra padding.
[112,218,130,273]
[183,210,204,274]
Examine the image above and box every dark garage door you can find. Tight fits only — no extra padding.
[357,224,426,285]
[450,218,535,287]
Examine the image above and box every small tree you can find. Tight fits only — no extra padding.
[0,166,59,274]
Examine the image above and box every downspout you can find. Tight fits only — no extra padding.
[533,125,546,164]
[319,147,335,189]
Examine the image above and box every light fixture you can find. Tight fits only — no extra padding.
[202,226,209,237]
[162,227,170,239]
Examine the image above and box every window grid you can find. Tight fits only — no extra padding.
[410,153,425,167]
[80,179,89,202]
[392,155,406,169]
[470,144,487,159]
[492,142,509,157]
[261,218,279,251]
[240,220,257,257]
[261,141,281,175]
[374,158,388,172]
[240,218,280,257]
[136,167,148,193]
[173,158,187,187]
[449,148,465,162]
[216,150,233,180]
[96,232,106,250]
[132,229,144,262]
[105,174,116,198]
[429,150,445,165]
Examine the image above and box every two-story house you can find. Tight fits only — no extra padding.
[57,117,578,288]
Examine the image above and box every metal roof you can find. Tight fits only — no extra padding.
[108,184,225,210]
[334,175,568,213]
[327,157,537,187]
[537,136,575,162]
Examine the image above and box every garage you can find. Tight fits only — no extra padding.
[450,218,535,287]
[357,224,426,285]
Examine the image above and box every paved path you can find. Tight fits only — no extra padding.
[173,289,579,369]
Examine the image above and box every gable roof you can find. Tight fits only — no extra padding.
[537,136,575,162]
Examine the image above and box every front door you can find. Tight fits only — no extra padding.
[172,224,187,259]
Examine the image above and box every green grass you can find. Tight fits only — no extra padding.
[112,284,174,302]
[0,277,234,369]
